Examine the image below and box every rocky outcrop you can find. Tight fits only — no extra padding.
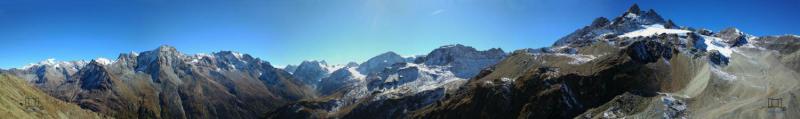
[714,27,749,47]
[283,65,298,74]
[77,60,117,90]
[626,40,674,63]
[708,50,729,65]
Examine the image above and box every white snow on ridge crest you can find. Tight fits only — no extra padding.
[43,58,56,65]
[322,64,344,74]
[232,52,244,59]
[619,24,690,38]
[20,58,88,69]
[95,58,113,65]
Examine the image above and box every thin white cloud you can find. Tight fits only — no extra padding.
[430,9,446,16]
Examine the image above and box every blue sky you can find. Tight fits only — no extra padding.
[0,0,798,68]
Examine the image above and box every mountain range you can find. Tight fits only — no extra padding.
[1,4,799,119]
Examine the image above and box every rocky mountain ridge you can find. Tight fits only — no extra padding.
[413,4,800,119]
[3,45,317,119]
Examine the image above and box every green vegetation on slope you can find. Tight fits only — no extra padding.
[0,74,108,119]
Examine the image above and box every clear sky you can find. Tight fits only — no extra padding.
[0,0,798,69]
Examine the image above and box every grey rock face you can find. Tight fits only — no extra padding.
[626,40,674,63]
[133,45,187,84]
[714,27,749,47]
[357,52,406,75]
[292,60,333,88]
[697,29,714,36]
[590,17,610,28]
[77,60,116,90]
[366,63,423,90]
[345,62,359,67]
[626,4,640,14]
[665,20,677,29]
[708,50,729,66]
[318,65,360,95]
[283,65,298,74]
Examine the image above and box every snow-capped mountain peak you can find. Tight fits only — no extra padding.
[94,58,113,65]
[626,4,641,15]
[613,5,667,26]
[418,44,506,78]
[713,27,750,47]
[291,60,341,88]
[296,60,344,73]
[20,58,88,70]
[357,51,406,75]
[554,4,673,47]
[41,58,56,65]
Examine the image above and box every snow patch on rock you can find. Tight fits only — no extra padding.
[324,64,345,74]
[700,35,734,57]
[372,63,465,101]
[232,52,244,59]
[500,77,515,83]
[347,67,366,80]
[554,53,603,65]
[619,24,690,38]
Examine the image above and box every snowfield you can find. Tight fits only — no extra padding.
[700,35,734,57]
[619,24,690,38]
